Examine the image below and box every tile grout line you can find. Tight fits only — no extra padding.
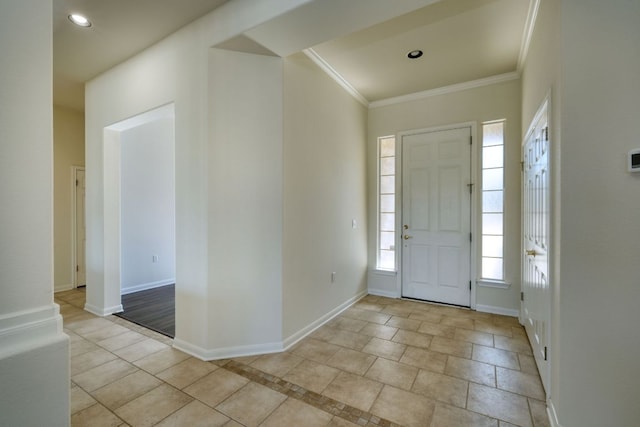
[64,291,546,426]
[223,360,402,427]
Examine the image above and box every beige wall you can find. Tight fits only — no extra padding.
[523,0,640,425]
[206,48,284,353]
[367,78,522,314]
[53,105,85,291]
[283,53,368,340]
[557,0,640,425]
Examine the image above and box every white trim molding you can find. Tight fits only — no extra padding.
[173,290,367,361]
[302,48,369,107]
[548,399,562,427]
[54,283,75,293]
[367,289,398,299]
[370,72,520,109]
[476,279,512,290]
[304,49,523,111]
[173,338,284,361]
[367,268,399,299]
[283,289,367,350]
[517,0,541,71]
[121,279,175,295]
[84,302,123,317]
[0,304,65,359]
[475,304,520,318]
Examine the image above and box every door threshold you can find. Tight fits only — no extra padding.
[401,296,471,310]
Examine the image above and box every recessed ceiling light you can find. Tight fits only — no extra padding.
[407,49,423,59]
[68,14,91,27]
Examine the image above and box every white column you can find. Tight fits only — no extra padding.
[0,1,70,425]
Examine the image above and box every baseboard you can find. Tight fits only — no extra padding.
[367,288,398,299]
[475,304,520,317]
[173,289,367,361]
[173,338,283,361]
[121,279,175,295]
[282,289,368,350]
[54,283,74,293]
[0,304,64,359]
[548,398,562,427]
[84,302,123,317]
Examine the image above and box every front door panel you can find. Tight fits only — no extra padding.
[401,127,471,306]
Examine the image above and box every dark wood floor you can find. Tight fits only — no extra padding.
[115,284,175,338]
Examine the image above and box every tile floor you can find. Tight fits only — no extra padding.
[56,289,549,427]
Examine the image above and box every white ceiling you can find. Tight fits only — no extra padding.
[53,0,230,111]
[311,0,531,102]
[52,0,533,111]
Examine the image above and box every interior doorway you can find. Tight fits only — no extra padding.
[97,103,176,333]
[74,166,86,287]
[400,126,473,307]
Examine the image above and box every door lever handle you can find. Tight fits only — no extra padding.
[403,235,413,240]
[525,249,537,257]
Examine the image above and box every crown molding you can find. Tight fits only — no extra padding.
[518,0,541,72]
[369,71,520,109]
[302,48,369,107]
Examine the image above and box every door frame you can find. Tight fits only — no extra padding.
[395,122,478,309]
[71,165,85,288]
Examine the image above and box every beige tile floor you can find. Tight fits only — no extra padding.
[56,289,550,427]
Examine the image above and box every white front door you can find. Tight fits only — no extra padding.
[522,100,550,393]
[75,168,86,287]
[401,127,472,306]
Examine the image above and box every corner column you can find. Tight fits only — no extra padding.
[0,1,70,425]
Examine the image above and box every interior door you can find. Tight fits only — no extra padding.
[522,101,550,393]
[401,127,472,306]
[76,168,86,287]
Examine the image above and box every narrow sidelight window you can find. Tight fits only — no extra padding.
[481,121,505,281]
[377,136,396,270]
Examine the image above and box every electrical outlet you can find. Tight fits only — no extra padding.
[152,255,158,263]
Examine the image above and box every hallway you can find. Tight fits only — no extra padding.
[57,289,548,426]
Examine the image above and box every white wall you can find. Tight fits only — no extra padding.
[283,53,369,341]
[367,79,522,314]
[85,1,311,358]
[86,21,218,345]
[523,0,640,425]
[120,117,176,293]
[559,0,639,425]
[53,106,85,291]
[0,0,69,425]
[85,0,375,359]
[204,48,284,356]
